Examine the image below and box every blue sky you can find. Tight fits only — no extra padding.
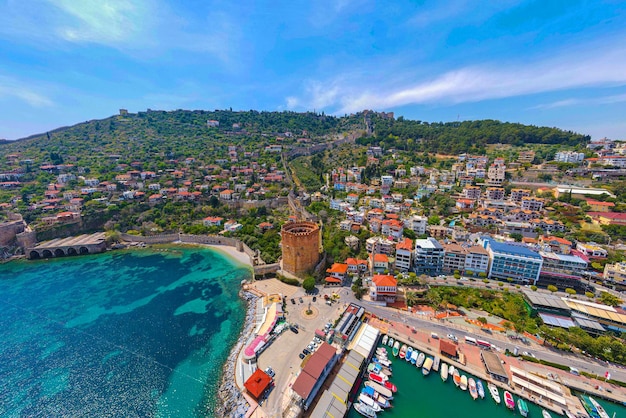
[1,0,626,140]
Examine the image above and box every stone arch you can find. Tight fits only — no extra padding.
[67,247,77,256]
[30,251,40,259]
[42,249,53,258]
[54,248,65,257]
[79,247,89,255]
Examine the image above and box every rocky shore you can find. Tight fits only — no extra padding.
[215,290,259,418]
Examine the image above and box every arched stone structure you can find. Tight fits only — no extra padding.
[30,251,40,259]
[42,249,53,258]
[79,247,89,255]
[54,248,65,257]
[67,247,77,256]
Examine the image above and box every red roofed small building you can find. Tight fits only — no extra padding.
[369,253,389,273]
[585,199,615,212]
[203,216,224,227]
[219,189,234,200]
[370,274,397,304]
[440,339,458,359]
[326,263,348,283]
[395,238,413,271]
[456,198,475,211]
[587,212,626,226]
[244,369,272,400]
[257,222,274,231]
[345,258,368,274]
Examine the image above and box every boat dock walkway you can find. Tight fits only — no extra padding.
[371,317,591,417]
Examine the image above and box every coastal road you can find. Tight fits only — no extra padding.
[337,290,626,383]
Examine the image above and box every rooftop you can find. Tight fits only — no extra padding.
[484,238,542,260]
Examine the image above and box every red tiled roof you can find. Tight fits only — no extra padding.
[326,263,349,274]
[244,369,271,399]
[396,238,413,251]
[372,274,397,287]
[440,340,458,357]
[325,277,342,283]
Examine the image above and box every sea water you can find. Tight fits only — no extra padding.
[0,246,251,417]
[348,344,624,418]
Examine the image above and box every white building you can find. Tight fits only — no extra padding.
[554,151,585,163]
[414,238,444,276]
[406,215,427,235]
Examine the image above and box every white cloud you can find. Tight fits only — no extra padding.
[287,39,626,114]
[0,76,54,107]
[533,93,626,110]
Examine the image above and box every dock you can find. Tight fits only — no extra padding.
[27,232,107,259]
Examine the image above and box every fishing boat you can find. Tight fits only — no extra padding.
[369,371,388,384]
[433,356,440,372]
[367,363,391,377]
[416,352,426,368]
[422,357,433,376]
[387,337,394,347]
[488,382,501,404]
[581,397,600,418]
[358,393,383,412]
[460,375,468,391]
[405,346,413,362]
[589,397,610,418]
[376,347,388,357]
[469,377,478,399]
[441,363,449,382]
[410,349,418,365]
[383,380,398,393]
[518,398,529,417]
[354,402,378,418]
[541,410,552,418]
[504,391,515,410]
[448,365,455,378]
[476,379,485,399]
[363,386,391,409]
[392,341,400,357]
[364,381,394,400]
[453,369,461,387]
[399,344,407,359]
[382,335,389,346]
[374,356,392,369]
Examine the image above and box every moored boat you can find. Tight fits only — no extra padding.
[488,382,501,404]
[433,356,440,372]
[453,369,461,387]
[367,362,391,377]
[359,393,382,412]
[405,346,413,362]
[518,398,529,417]
[476,379,485,399]
[374,356,392,369]
[422,357,433,376]
[469,377,478,399]
[541,410,552,418]
[399,344,407,359]
[388,337,394,347]
[382,335,389,346]
[383,380,397,393]
[363,386,391,409]
[364,381,394,400]
[504,391,515,410]
[448,365,455,378]
[460,374,468,391]
[354,401,378,418]
[416,352,426,368]
[392,341,400,357]
[369,371,388,384]
[441,363,449,382]
[410,349,418,364]
[589,397,610,418]
[376,347,388,357]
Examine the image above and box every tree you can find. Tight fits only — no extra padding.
[428,215,440,225]
[510,233,523,242]
[547,285,558,293]
[302,277,316,293]
[585,291,595,299]
[565,288,577,296]
[477,317,488,325]
[598,291,623,307]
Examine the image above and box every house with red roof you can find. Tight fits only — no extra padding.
[345,258,368,274]
[325,263,349,286]
[584,199,615,213]
[257,222,274,231]
[243,369,272,400]
[203,216,224,227]
[369,253,390,274]
[370,274,397,304]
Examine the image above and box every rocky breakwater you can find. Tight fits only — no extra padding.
[215,291,259,418]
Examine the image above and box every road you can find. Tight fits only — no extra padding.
[337,289,626,383]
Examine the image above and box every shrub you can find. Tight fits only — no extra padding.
[277,275,300,286]
[482,279,489,283]
[531,285,538,291]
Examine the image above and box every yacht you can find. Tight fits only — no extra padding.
[440,363,449,382]
[488,382,501,404]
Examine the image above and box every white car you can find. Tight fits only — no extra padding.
[265,367,275,378]
[447,334,457,342]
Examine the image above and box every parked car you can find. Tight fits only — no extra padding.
[299,297,304,303]
[290,298,296,305]
[299,353,305,359]
[303,348,311,355]
[312,296,317,302]
[290,326,299,334]
[447,334,457,342]
[265,367,275,378]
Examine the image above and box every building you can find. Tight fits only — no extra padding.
[603,262,626,288]
[291,342,338,410]
[584,199,615,212]
[587,212,626,226]
[462,185,481,200]
[518,150,535,164]
[464,245,490,275]
[486,163,506,186]
[538,251,588,291]
[441,243,467,274]
[325,263,348,285]
[414,238,444,276]
[395,238,413,272]
[554,151,585,163]
[553,186,614,200]
[369,274,398,304]
[365,236,394,255]
[521,197,544,212]
[281,222,321,277]
[510,188,531,202]
[483,238,543,284]
[406,215,427,235]
[369,253,389,273]
[575,242,608,258]
[244,369,272,400]
[485,187,505,201]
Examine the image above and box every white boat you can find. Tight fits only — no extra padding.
[476,379,485,399]
[589,397,610,418]
[542,410,552,418]
[460,375,468,391]
[387,337,394,347]
[448,365,455,377]
[410,349,418,365]
[359,393,382,412]
[364,381,394,400]
[433,356,440,372]
[469,377,478,400]
[422,357,433,376]
[374,356,392,368]
[392,341,400,357]
[376,347,388,357]
[405,346,413,362]
[488,382,501,404]
[416,352,425,368]
[453,369,461,387]
[382,335,389,346]
[518,398,529,417]
[362,386,391,409]
[399,344,407,359]
[355,402,378,418]
[441,363,449,382]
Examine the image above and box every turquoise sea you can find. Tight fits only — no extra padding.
[348,344,625,418]
[0,246,251,417]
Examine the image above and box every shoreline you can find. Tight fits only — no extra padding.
[214,289,258,418]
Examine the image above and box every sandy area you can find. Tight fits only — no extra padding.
[205,244,254,268]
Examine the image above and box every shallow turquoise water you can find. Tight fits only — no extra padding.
[348,344,624,418]
[0,247,251,417]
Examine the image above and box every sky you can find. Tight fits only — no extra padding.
[1,0,626,140]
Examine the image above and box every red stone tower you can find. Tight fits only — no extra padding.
[281,222,321,277]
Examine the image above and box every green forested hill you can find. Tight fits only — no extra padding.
[359,117,590,154]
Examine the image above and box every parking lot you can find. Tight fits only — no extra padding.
[256,287,346,416]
